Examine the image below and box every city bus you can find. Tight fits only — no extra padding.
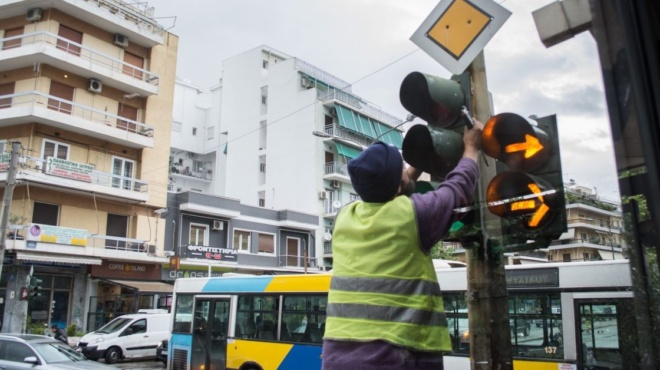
[166,260,635,370]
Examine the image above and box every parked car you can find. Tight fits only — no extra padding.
[76,312,170,364]
[0,333,118,369]
[156,339,167,364]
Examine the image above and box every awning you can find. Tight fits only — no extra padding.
[336,142,362,160]
[109,279,174,293]
[335,105,403,148]
[558,229,575,240]
[597,250,625,260]
[16,251,102,265]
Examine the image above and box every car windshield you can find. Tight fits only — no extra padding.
[95,317,132,334]
[33,342,87,363]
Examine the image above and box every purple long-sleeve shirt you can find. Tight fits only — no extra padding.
[411,157,480,252]
[322,158,479,370]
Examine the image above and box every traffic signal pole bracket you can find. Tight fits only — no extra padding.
[466,52,514,370]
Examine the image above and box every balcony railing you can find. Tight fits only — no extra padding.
[79,0,165,37]
[1,91,155,137]
[322,125,372,148]
[323,242,332,255]
[279,254,319,269]
[6,225,152,254]
[318,89,403,127]
[566,218,621,231]
[324,161,348,177]
[549,238,622,248]
[22,156,148,194]
[0,31,159,85]
[170,164,212,181]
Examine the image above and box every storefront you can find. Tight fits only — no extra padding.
[87,261,173,331]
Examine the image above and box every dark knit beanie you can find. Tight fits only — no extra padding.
[348,141,403,203]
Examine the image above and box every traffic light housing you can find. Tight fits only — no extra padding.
[400,71,472,178]
[27,276,42,299]
[399,71,482,242]
[482,113,567,249]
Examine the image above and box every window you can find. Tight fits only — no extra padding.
[189,223,208,246]
[47,81,74,114]
[122,51,144,80]
[173,295,193,333]
[111,157,135,190]
[43,140,69,161]
[106,213,128,249]
[207,126,214,140]
[2,341,36,362]
[117,104,138,133]
[260,86,268,105]
[233,230,251,252]
[2,27,23,50]
[262,59,269,69]
[193,160,204,172]
[235,295,278,340]
[281,294,327,343]
[258,233,274,254]
[32,202,59,225]
[0,82,14,109]
[56,24,82,56]
[286,237,301,267]
[350,193,360,202]
[192,127,197,136]
[259,163,266,172]
[259,198,265,207]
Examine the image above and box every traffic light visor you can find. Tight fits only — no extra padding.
[482,113,550,172]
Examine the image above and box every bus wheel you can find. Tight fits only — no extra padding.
[105,347,121,364]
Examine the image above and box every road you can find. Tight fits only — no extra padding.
[108,360,165,369]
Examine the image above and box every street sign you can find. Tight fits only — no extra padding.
[411,0,511,74]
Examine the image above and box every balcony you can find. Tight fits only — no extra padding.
[0,31,159,96]
[5,224,165,262]
[321,125,372,148]
[323,161,349,182]
[0,91,155,149]
[323,242,332,256]
[170,164,213,181]
[0,0,165,47]
[2,156,149,203]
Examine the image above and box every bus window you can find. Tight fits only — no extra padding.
[173,295,193,333]
[282,294,326,344]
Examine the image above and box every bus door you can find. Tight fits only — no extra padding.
[576,298,637,370]
[191,297,231,370]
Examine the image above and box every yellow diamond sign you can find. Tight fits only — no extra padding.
[411,0,511,74]
[427,0,491,59]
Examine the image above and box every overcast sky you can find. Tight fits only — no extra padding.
[146,0,620,202]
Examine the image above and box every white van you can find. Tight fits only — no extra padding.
[76,312,171,364]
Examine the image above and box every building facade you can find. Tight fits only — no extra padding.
[169,46,404,270]
[0,0,177,333]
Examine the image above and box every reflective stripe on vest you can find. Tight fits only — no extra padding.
[327,302,448,327]
[330,276,443,297]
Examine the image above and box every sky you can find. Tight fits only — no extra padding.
[145,0,620,203]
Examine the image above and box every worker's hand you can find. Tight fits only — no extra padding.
[463,119,483,161]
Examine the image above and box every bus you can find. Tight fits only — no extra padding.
[166,260,635,370]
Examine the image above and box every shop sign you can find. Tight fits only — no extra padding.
[26,223,87,246]
[46,156,94,182]
[91,261,161,280]
[161,268,224,281]
[0,153,9,172]
[186,245,238,262]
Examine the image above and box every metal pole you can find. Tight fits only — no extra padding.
[465,52,513,370]
[0,141,21,279]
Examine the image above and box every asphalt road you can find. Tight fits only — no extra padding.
[108,360,165,369]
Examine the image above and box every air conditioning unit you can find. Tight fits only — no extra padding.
[147,244,156,255]
[330,180,341,188]
[318,191,327,200]
[212,220,224,231]
[26,8,43,22]
[88,79,103,93]
[114,33,129,48]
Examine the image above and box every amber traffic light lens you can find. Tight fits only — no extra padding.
[482,113,550,172]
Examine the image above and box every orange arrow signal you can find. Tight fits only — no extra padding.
[508,183,550,228]
[505,134,544,158]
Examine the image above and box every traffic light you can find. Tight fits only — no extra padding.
[482,113,567,249]
[400,71,472,178]
[27,276,42,299]
[399,71,482,242]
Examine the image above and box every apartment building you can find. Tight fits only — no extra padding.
[167,46,404,272]
[0,0,177,333]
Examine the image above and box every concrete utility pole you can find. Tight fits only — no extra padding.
[0,141,21,279]
[465,52,514,370]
